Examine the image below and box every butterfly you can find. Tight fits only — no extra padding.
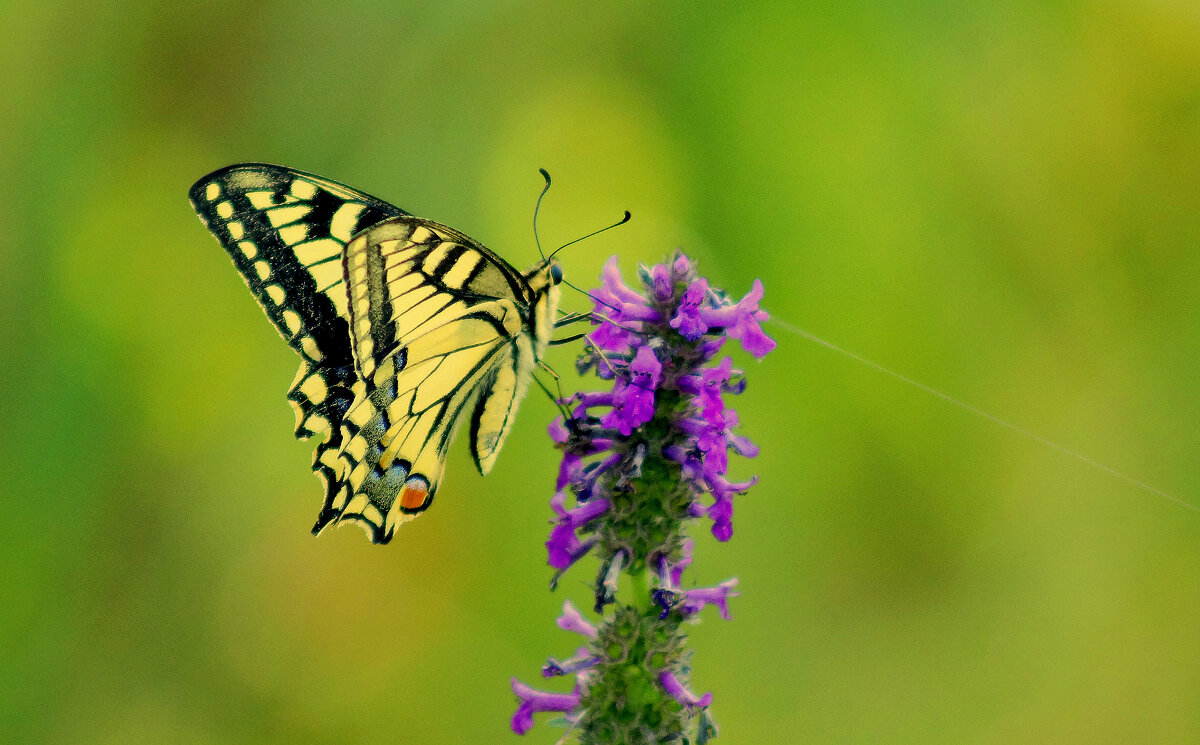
[189,163,564,543]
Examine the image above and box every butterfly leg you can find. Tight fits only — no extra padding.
[532,371,573,421]
[536,359,579,418]
[554,311,592,327]
[582,335,625,379]
[558,309,647,337]
[552,310,642,345]
[549,332,588,346]
[551,312,592,345]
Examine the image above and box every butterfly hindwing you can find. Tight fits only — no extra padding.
[313,216,550,541]
[470,343,534,475]
[471,249,560,475]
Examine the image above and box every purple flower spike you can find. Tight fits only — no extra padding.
[572,391,614,416]
[708,474,758,500]
[511,678,581,735]
[546,529,596,570]
[597,257,661,324]
[546,497,610,568]
[665,444,704,483]
[658,670,713,710]
[590,313,635,353]
[706,475,758,539]
[697,433,729,481]
[515,252,772,742]
[673,538,694,583]
[556,452,585,491]
[697,335,726,361]
[545,523,581,568]
[575,453,622,501]
[657,537,694,589]
[567,498,611,528]
[547,493,602,568]
[727,431,759,458]
[681,356,734,424]
[550,411,618,491]
[652,588,679,619]
[681,579,740,620]
[671,252,692,281]
[557,601,599,639]
[548,417,570,444]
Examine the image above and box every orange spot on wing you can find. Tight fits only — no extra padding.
[399,479,429,510]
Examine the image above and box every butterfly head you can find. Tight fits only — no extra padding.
[526,258,565,292]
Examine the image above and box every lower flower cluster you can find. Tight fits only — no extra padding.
[510,252,773,744]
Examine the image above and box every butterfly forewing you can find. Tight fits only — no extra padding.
[188,164,406,441]
[189,164,407,353]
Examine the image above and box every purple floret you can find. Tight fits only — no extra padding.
[680,579,740,620]
[510,679,581,735]
[658,670,713,710]
[700,279,776,358]
[556,601,599,639]
[670,278,710,340]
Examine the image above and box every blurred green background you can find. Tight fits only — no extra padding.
[4,2,1200,743]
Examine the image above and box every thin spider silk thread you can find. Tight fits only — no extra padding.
[765,316,1197,514]
[553,277,1192,513]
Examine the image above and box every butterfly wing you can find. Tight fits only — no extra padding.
[189,163,407,516]
[318,216,553,542]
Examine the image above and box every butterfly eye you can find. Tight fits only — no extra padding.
[550,263,564,284]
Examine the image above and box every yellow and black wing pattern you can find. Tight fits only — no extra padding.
[189,164,561,543]
[188,163,406,440]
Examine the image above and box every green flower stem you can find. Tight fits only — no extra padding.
[626,567,654,615]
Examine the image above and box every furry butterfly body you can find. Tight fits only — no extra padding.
[189,164,561,543]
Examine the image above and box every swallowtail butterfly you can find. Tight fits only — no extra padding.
[190,164,562,543]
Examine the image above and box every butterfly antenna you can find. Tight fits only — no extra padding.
[533,168,552,260]
[548,210,631,261]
